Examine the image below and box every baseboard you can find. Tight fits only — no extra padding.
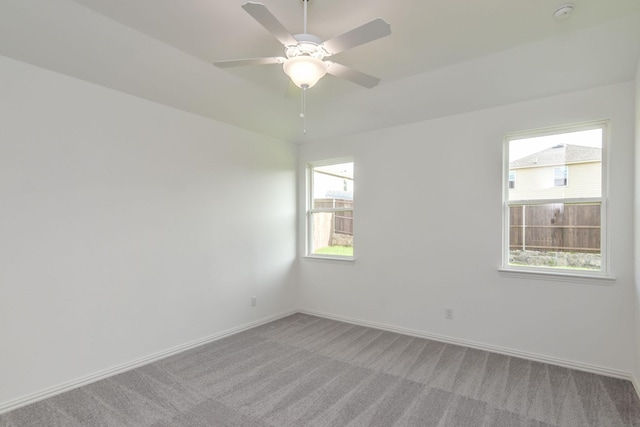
[0,309,297,415]
[3,307,633,415]
[299,308,632,381]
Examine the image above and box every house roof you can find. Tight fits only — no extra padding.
[510,144,601,169]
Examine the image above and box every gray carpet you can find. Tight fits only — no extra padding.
[2,313,639,426]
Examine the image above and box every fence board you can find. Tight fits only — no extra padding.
[509,203,600,253]
[315,198,354,235]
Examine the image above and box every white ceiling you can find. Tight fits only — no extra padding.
[1,0,640,143]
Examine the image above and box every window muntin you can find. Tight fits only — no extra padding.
[503,123,607,274]
[307,160,354,259]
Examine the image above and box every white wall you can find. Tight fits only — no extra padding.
[298,81,636,375]
[0,55,297,407]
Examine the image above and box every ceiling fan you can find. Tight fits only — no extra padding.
[214,1,391,91]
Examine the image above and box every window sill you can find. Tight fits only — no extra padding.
[304,255,355,262]
[498,268,615,285]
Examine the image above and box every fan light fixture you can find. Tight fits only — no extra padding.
[283,55,327,88]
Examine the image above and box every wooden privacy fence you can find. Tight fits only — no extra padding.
[315,198,353,235]
[509,203,600,253]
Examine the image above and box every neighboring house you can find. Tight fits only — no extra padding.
[509,144,601,200]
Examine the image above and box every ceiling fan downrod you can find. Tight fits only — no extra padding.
[303,0,308,34]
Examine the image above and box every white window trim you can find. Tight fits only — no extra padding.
[305,157,355,261]
[501,120,613,281]
[497,268,615,285]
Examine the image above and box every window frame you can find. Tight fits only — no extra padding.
[501,120,612,281]
[306,157,355,261]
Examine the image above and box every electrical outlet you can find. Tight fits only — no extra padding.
[251,296,257,307]
[445,308,454,320]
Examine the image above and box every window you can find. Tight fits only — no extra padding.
[307,159,354,259]
[503,121,607,275]
[553,166,568,187]
[508,171,516,189]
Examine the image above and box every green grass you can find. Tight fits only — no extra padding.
[314,246,353,256]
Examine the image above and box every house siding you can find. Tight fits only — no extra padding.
[509,161,601,200]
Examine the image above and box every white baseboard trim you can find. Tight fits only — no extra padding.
[2,308,634,415]
[0,309,296,415]
[299,308,632,381]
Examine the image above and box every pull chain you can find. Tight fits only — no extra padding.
[300,85,307,134]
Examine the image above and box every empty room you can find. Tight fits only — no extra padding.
[1,0,640,426]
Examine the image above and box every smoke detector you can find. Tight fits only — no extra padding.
[554,4,574,20]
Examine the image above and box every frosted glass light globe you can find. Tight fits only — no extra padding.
[283,56,327,88]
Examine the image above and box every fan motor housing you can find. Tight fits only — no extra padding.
[286,34,328,59]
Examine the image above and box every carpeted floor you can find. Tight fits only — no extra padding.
[2,313,639,426]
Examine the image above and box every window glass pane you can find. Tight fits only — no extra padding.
[312,162,354,209]
[508,171,516,189]
[310,212,354,256]
[508,202,601,271]
[553,166,568,187]
[309,161,354,257]
[508,129,601,201]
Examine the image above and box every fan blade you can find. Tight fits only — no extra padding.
[241,2,298,46]
[322,18,391,56]
[214,57,285,68]
[325,61,380,88]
